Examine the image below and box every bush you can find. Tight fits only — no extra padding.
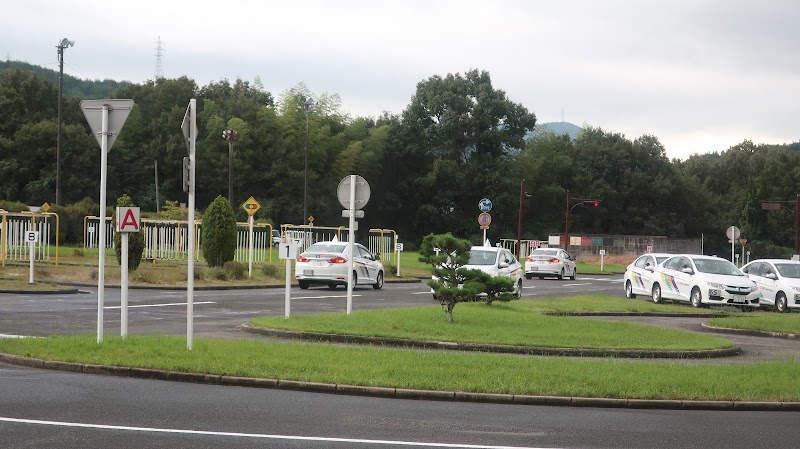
[261,263,279,278]
[223,260,246,280]
[210,267,229,281]
[201,196,237,268]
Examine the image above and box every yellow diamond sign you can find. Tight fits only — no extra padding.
[241,196,260,216]
[41,202,51,212]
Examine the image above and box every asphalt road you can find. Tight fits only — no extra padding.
[3,275,800,448]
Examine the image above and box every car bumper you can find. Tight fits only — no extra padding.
[525,264,562,276]
[705,288,761,308]
[295,266,348,284]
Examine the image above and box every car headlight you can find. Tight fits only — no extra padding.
[707,282,726,289]
[792,286,800,293]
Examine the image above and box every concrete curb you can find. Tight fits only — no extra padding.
[701,323,800,340]
[1,352,796,411]
[241,324,742,359]
[0,288,79,294]
[545,311,726,318]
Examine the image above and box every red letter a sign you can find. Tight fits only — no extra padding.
[116,207,141,233]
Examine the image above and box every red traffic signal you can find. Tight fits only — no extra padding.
[592,201,600,207]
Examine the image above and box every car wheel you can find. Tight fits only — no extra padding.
[348,271,358,289]
[525,273,533,280]
[327,283,338,290]
[570,268,577,280]
[625,281,636,299]
[558,268,564,280]
[775,293,788,313]
[690,287,704,308]
[372,271,384,290]
[652,283,662,304]
[514,280,522,298]
[537,276,544,280]
[298,280,310,290]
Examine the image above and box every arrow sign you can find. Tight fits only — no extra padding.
[80,99,134,151]
[479,198,492,213]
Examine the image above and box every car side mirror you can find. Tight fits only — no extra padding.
[499,261,509,269]
[766,272,777,280]
[681,267,694,274]
[646,266,654,272]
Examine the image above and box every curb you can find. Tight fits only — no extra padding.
[1,352,795,411]
[546,312,726,318]
[701,323,800,340]
[0,288,80,295]
[241,324,742,359]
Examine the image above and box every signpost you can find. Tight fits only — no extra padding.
[726,225,741,264]
[241,196,261,278]
[115,207,140,338]
[395,242,404,277]
[739,238,747,268]
[26,230,38,284]
[81,99,134,344]
[338,175,370,315]
[279,241,298,318]
[479,198,493,213]
[478,211,492,245]
[181,99,197,350]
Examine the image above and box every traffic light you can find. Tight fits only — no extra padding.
[592,201,600,207]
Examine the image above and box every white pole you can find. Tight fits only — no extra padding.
[28,238,34,284]
[121,232,128,338]
[248,215,254,278]
[729,226,734,263]
[186,99,196,351]
[346,175,356,315]
[396,245,400,277]
[284,252,291,318]
[97,104,109,344]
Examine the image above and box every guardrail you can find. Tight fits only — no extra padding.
[1,210,59,267]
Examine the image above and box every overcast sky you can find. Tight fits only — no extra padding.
[2,0,798,160]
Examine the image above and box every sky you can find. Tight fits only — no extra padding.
[2,0,799,160]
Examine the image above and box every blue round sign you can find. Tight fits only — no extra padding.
[478,198,492,212]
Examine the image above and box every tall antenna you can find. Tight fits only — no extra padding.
[154,36,165,79]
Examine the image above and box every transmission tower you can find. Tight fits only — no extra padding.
[154,36,165,79]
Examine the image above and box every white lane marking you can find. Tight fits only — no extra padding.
[292,295,362,300]
[0,334,39,339]
[103,301,215,310]
[560,283,592,287]
[0,416,558,449]
[412,291,434,295]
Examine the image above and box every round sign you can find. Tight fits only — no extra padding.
[479,198,492,212]
[337,175,371,210]
[726,226,741,240]
[478,212,492,227]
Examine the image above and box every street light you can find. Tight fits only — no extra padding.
[516,179,531,259]
[56,37,74,206]
[303,98,314,224]
[564,190,601,252]
[222,129,238,202]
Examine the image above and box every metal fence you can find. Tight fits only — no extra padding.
[1,210,59,266]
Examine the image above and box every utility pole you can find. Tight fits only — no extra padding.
[303,98,314,224]
[56,38,74,206]
[222,129,238,203]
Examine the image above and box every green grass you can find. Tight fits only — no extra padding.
[0,334,798,401]
[708,313,800,335]
[251,296,733,351]
[576,260,627,275]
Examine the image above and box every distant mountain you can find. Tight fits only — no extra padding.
[526,121,583,141]
[0,60,130,98]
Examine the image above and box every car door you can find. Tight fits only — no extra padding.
[671,257,696,302]
[558,249,576,276]
[631,255,656,296]
[748,262,777,305]
[657,256,686,301]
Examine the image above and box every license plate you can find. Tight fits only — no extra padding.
[731,296,746,304]
[529,267,537,271]
[311,261,326,266]
[303,269,314,276]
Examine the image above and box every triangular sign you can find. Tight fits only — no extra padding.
[80,99,134,151]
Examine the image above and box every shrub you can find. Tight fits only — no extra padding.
[132,271,154,284]
[210,267,229,281]
[72,248,85,257]
[261,263,279,278]
[201,196,237,268]
[223,260,246,280]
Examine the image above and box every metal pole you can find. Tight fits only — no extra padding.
[228,140,234,202]
[154,160,160,213]
[97,105,109,344]
[187,99,197,351]
[517,179,524,259]
[56,45,64,206]
[795,194,799,256]
[564,190,570,251]
[121,232,128,338]
[248,215,254,278]
[304,102,310,224]
[346,175,355,315]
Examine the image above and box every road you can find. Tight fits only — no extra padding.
[3,275,800,448]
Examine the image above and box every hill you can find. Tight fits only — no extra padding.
[531,121,582,140]
[0,60,130,98]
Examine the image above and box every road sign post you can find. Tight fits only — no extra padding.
[279,242,298,318]
[241,196,260,278]
[181,99,197,350]
[81,99,134,344]
[726,226,741,264]
[115,206,140,339]
[26,231,38,284]
[338,175,370,315]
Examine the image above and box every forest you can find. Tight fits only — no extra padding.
[1,62,800,257]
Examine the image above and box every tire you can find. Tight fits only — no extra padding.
[558,268,565,280]
[570,268,577,280]
[625,281,637,299]
[514,280,522,299]
[298,280,310,289]
[525,273,533,280]
[690,287,704,308]
[652,283,663,304]
[372,271,384,290]
[348,271,358,289]
[327,283,338,290]
[775,292,788,313]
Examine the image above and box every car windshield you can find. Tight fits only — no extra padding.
[468,250,497,266]
[531,249,558,257]
[304,243,346,254]
[775,263,800,279]
[656,256,670,264]
[692,258,742,276]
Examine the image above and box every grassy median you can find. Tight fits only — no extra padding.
[251,296,733,351]
[709,313,800,335]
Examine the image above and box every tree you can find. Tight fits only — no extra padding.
[419,233,515,322]
[113,194,145,271]
[201,195,237,267]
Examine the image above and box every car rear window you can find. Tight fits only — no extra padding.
[531,249,557,256]
[305,243,346,254]
[468,250,497,265]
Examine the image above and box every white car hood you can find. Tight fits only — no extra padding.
[464,264,498,277]
[703,273,754,287]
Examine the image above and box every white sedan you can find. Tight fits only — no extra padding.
[524,247,576,280]
[742,259,800,312]
[295,241,384,290]
[432,246,523,299]
[650,254,761,309]
[623,253,672,299]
